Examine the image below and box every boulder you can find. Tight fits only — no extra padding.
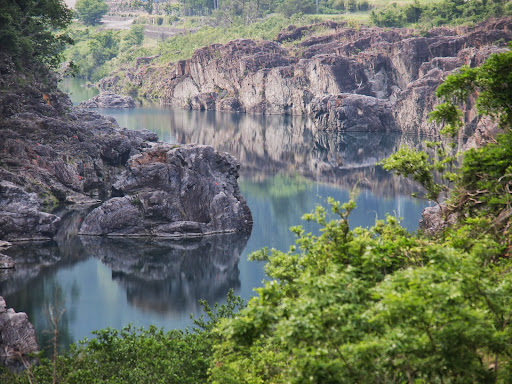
[79,144,253,237]
[0,296,38,370]
[419,204,457,235]
[79,92,136,108]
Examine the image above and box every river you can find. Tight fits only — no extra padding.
[1,78,430,352]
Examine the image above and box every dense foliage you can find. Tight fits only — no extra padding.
[0,0,72,68]
[371,0,511,27]
[75,0,109,26]
[65,13,321,80]
[176,0,371,18]
[209,46,512,383]
[65,24,146,80]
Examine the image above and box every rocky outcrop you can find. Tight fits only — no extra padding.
[0,181,61,241]
[78,92,136,108]
[0,54,252,241]
[0,296,38,369]
[79,144,252,237]
[419,204,458,236]
[99,18,512,137]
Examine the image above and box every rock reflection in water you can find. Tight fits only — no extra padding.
[167,109,425,196]
[80,233,249,314]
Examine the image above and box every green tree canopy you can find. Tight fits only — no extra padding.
[75,0,109,26]
[210,46,512,384]
[0,0,72,68]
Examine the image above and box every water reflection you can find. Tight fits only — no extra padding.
[166,110,425,197]
[2,231,249,349]
[80,234,249,314]
[0,78,433,346]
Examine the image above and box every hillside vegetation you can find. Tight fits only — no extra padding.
[65,0,511,81]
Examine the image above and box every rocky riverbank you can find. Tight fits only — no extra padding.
[0,54,252,241]
[99,17,511,138]
[0,296,38,371]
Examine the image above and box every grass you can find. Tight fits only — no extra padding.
[155,14,325,64]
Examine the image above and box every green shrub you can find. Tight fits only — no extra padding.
[75,0,109,26]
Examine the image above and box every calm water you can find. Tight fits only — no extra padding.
[1,78,430,352]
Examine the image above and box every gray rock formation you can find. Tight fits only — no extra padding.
[419,204,457,236]
[79,144,252,237]
[78,92,136,108]
[0,296,38,369]
[0,53,252,241]
[0,181,61,241]
[99,18,512,137]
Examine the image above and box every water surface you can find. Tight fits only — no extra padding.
[1,78,430,352]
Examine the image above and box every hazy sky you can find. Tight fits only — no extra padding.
[64,0,76,8]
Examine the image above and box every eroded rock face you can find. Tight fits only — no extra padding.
[0,181,60,241]
[79,92,136,109]
[419,204,458,236]
[99,18,512,137]
[0,296,38,370]
[0,54,252,241]
[79,144,252,237]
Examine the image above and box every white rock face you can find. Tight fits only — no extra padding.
[99,18,512,137]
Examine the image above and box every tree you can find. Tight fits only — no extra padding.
[1,292,244,384]
[75,0,109,26]
[278,0,316,17]
[209,47,512,384]
[0,0,73,68]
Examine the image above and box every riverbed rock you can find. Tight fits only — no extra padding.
[99,17,512,138]
[0,181,61,241]
[79,144,253,237]
[78,92,136,108]
[0,296,38,369]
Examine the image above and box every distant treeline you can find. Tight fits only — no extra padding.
[142,0,373,18]
[371,0,511,27]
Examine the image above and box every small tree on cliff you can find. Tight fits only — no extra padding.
[75,0,109,26]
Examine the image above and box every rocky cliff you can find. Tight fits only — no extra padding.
[0,296,38,370]
[0,55,252,241]
[100,18,512,137]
